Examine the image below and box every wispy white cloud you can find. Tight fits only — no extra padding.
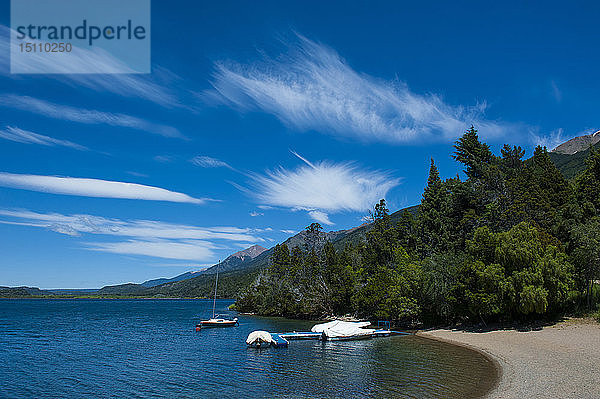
[62,67,182,109]
[280,229,296,234]
[125,171,149,178]
[531,127,600,152]
[0,209,260,241]
[153,155,176,163]
[0,25,182,108]
[0,95,183,138]
[0,126,87,150]
[550,80,562,103]
[86,239,215,261]
[191,155,233,169]
[0,209,267,261]
[0,172,209,204]
[247,153,399,224]
[208,34,509,144]
[308,210,333,225]
[249,211,263,217]
[530,128,572,151]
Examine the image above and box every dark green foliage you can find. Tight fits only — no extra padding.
[503,146,569,231]
[570,218,600,310]
[452,126,494,180]
[418,159,451,256]
[234,126,596,325]
[574,146,600,214]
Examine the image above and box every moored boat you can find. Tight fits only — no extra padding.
[246,330,276,348]
[197,317,239,329]
[196,260,239,331]
[311,320,375,341]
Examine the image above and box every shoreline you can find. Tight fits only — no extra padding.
[416,331,502,398]
[0,296,216,300]
[417,318,600,398]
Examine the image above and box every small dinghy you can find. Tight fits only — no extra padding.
[246,331,276,348]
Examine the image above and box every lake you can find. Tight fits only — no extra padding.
[0,299,496,398]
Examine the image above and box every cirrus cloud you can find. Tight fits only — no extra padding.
[0,126,87,150]
[0,95,183,138]
[208,34,509,144]
[0,209,267,262]
[191,155,234,169]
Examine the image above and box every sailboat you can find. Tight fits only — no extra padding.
[196,260,239,330]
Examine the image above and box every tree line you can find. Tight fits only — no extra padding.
[235,127,600,325]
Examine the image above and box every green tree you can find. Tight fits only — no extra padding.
[418,159,451,255]
[452,126,494,180]
[575,145,600,214]
[500,144,525,174]
[304,222,324,252]
[502,146,569,231]
[571,218,600,310]
[466,222,574,318]
[421,251,467,323]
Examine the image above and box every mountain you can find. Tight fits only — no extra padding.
[201,245,267,275]
[89,244,268,297]
[0,286,46,297]
[96,283,148,295]
[140,245,267,288]
[552,130,600,155]
[141,270,205,288]
[549,130,600,179]
[141,245,269,298]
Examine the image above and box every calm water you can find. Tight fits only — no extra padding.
[0,299,496,398]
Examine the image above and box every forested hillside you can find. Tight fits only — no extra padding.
[235,127,600,325]
[549,141,600,179]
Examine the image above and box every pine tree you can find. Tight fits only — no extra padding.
[504,146,569,231]
[418,159,450,256]
[452,126,494,180]
[500,144,525,174]
[304,222,324,253]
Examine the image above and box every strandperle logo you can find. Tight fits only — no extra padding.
[15,19,148,46]
[10,0,151,74]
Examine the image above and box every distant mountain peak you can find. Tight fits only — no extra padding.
[553,130,600,155]
[229,244,267,260]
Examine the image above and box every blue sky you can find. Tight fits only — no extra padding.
[1,1,599,288]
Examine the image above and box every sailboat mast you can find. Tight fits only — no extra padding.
[212,260,220,318]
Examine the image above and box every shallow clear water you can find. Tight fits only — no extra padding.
[0,299,496,398]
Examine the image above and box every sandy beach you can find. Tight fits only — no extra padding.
[418,318,600,398]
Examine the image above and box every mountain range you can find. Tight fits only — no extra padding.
[139,245,267,288]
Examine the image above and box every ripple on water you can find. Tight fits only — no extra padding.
[0,299,496,398]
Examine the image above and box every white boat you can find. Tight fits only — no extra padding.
[197,317,238,328]
[311,320,375,341]
[196,260,238,330]
[246,331,275,348]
